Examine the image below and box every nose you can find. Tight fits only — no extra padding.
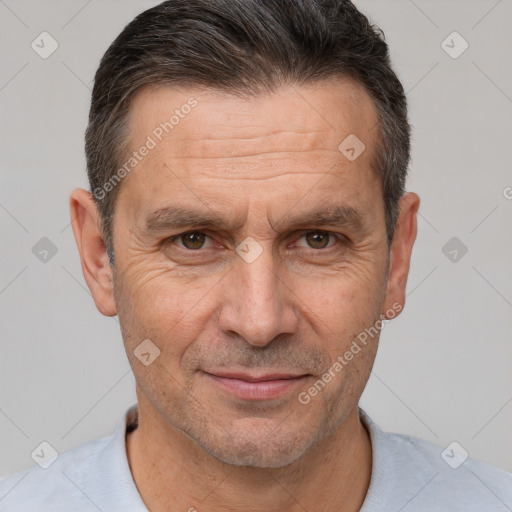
[218,244,299,347]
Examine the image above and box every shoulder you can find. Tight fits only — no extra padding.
[0,435,111,511]
[0,405,146,512]
[389,430,512,507]
[360,409,512,511]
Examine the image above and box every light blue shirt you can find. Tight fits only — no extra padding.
[1,404,511,511]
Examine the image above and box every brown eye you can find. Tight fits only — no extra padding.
[304,231,333,249]
[180,232,207,250]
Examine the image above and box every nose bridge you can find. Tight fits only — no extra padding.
[218,243,297,346]
[240,250,278,312]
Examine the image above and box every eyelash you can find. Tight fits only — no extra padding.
[167,230,347,251]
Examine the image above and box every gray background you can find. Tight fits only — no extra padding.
[0,0,511,478]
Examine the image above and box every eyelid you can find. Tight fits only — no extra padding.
[166,229,347,251]
[292,230,345,249]
[168,231,215,250]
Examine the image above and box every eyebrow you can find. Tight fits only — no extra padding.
[145,206,243,233]
[275,205,369,233]
[144,204,369,234]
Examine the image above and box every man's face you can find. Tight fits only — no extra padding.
[112,79,392,467]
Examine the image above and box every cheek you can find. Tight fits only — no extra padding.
[304,282,382,409]
[290,261,386,343]
[114,263,219,364]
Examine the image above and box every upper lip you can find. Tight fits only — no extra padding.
[204,371,308,382]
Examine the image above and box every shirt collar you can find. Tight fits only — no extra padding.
[65,403,148,511]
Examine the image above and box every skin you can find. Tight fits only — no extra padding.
[70,78,419,512]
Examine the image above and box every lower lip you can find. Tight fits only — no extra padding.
[204,373,308,401]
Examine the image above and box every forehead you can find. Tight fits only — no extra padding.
[127,78,378,163]
[118,79,382,226]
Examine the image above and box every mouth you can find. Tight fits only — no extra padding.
[202,370,311,401]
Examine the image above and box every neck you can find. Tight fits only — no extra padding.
[126,399,372,512]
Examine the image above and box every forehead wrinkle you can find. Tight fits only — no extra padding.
[165,133,336,161]
[165,149,338,166]
[151,148,349,183]
[176,129,329,142]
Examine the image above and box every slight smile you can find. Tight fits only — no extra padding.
[203,371,311,401]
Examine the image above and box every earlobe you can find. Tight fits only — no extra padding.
[383,192,420,318]
[69,188,117,317]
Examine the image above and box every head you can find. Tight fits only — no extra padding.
[71,0,419,468]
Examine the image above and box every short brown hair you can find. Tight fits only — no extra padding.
[85,0,410,263]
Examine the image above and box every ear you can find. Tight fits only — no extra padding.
[382,192,420,318]
[69,188,117,316]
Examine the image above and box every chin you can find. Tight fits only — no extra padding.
[205,438,307,468]
[193,419,326,469]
